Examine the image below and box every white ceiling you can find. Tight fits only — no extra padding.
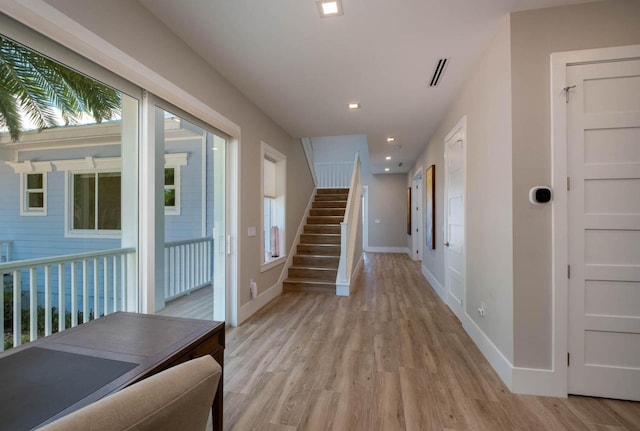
[138,0,596,174]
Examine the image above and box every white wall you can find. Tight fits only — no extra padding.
[364,173,410,251]
[310,135,367,163]
[409,16,514,363]
[3,0,315,312]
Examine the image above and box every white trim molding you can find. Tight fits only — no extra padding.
[421,265,446,302]
[237,279,282,325]
[6,160,53,174]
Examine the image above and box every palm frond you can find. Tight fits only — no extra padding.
[0,35,122,141]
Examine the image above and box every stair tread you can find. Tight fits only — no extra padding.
[294,254,339,258]
[284,278,335,284]
[289,266,337,271]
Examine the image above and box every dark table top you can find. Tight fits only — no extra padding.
[0,312,224,431]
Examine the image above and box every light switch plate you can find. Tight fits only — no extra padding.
[248,227,257,236]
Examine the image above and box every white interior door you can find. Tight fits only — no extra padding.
[444,118,466,320]
[412,173,423,261]
[567,58,640,401]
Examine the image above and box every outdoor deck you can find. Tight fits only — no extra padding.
[158,285,214,321]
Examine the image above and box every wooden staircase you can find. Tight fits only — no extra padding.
[283,188,349,293]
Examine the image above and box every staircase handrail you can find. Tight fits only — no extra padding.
[336,152,361,294]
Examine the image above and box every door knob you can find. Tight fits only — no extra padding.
[444,242,450,247]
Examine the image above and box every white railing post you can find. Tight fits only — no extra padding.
[13,270,21,347]
[29,268,37,342]
[82,259,89,323]
[58,263,65,332]
[44,265,52,336]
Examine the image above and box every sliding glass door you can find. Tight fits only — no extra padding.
[154,106,227,322]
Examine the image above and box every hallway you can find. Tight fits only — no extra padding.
[223,253,640,430]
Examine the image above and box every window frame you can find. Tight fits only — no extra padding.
[65,169,122,239]
[20,170,49,216]
[163,153,188,216]
[260,141,286,271]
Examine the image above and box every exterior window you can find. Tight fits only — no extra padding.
[71,172,121,232]
[261,142,286,269]
[21,173,47,215]
[163,153,187,215]
[165,167,176,209]
[263,196,277,258]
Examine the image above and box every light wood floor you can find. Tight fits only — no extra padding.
[223,253,640,431]
[158,285,214,321]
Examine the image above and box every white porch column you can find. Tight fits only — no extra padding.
[139,92,166,313]
[121,95,139,311]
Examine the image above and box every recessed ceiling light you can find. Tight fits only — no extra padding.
[385,156,391,160]
[317,0,343,17]
[348,102,360,110]
[387,137,395,142]
[384,168,390,172]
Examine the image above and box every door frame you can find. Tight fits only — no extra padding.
[443,116,467,320]
[412,167,424,261]
[550,44,640,397]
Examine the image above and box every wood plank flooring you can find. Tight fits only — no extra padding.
[223,253,640,431]
[158,285,213,321]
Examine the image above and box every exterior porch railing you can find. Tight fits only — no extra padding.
[163,237,213,301]
[0,237,212,352]
[0,247,136,351]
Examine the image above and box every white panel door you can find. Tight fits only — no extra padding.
[567,59,640,401]
[444,119,466,320]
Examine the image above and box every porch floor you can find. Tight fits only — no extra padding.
[158,285,214,321]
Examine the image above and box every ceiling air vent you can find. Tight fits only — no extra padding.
[429,58,448,87]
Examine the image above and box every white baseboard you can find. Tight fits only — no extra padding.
[337,252,364,296]
[421,265,446,302]
[512,367,567,398]
[460,312,513,390]
[420,263,513,392]
[365,247,410,254]
[336,283,348,296]
[238,281,282,325]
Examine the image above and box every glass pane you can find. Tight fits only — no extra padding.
[0,33,140,348]
[264,197,272,260]
[97,173,121,230]
[156,107,226,322]
[28,192,44,208]
[164,168,175,186]
[27,174,43,189]
[73,174,95,230]
[164,188,176,207]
